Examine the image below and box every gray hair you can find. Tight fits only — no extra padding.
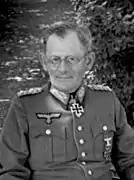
[42,21,93,53]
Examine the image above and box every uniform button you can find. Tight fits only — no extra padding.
[81,161,86,165]
[81,152,86,157]
[77,125,83,131]
[88,169,92,175]
[45,129,51,135]
[79,139,85,144]
[103,125,108,131]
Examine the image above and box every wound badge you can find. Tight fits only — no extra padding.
[36,112,61,124]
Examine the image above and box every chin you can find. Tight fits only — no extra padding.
[55,84,79,93]
[51,78,81,93]
[58,86,72,93]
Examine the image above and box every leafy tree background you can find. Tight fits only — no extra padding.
[0,0,134,126]
[70,0,134,126]
[0,0,73,125]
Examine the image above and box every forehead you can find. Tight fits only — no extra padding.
[46,31,84,56]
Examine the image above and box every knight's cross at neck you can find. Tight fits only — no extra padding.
[49,84,85,104]
[69,98,84,118]
[49,84,85,117]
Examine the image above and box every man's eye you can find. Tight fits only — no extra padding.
[68,57,77,62]
[51,57,60,63]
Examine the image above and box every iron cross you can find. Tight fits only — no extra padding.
[70,102,84,118]
[104,137,112,147]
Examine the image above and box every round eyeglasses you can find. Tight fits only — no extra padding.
[46,51,90,69]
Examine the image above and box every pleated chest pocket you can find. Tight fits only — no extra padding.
[29,123,67,167]
[91,114,116,161]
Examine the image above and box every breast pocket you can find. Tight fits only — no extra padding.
[29,124,67,167]
[91,115,116,161]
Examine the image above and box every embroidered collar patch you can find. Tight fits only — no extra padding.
[49,87,69,105]
[49,84,86,105]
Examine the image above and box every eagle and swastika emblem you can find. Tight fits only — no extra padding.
[70,102,84,118]
[36,112,61,124]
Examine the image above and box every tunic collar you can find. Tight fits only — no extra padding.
[49,83,86,105]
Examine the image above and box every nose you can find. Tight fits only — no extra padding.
[58,60,68,73]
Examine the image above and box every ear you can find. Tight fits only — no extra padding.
[39,52,47,71]
[86,52,95,70]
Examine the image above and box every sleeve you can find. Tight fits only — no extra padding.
[0,97,31,180]
[111,92,134,180]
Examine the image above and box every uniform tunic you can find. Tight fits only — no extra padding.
[0,83,134,180]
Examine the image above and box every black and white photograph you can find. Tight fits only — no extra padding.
[0,0,134,179]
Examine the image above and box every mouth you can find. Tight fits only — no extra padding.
[56,76,72,80]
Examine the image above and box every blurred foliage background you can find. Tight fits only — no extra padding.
[0,0,73,124]
[0,0,134,126]
[70,0,134,126]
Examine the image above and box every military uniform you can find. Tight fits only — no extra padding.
[0,83,134,180]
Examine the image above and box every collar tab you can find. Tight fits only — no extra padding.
[49,84,86,105]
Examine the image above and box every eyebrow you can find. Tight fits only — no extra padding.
[47,50,91,59]
[48,55,78,58]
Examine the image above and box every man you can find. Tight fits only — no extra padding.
[0,21,134,180]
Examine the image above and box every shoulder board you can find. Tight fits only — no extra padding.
[17,87,43,97]
[87,84,112,92]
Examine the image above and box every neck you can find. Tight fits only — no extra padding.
[49,82,86,105]
[51,82,84,94]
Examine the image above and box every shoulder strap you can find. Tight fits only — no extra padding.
[87,84,112,92]
[17,87,43,97]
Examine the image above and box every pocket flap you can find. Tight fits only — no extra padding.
[30,127,47,138]
[91,114,116,137]
[51,125,66,139]
[30,125,66,139]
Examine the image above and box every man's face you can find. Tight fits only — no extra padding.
[44,31,93,93]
